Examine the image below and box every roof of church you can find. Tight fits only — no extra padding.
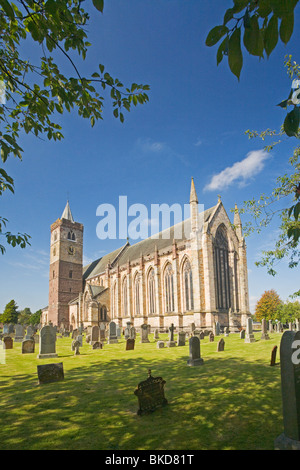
[61,200,74,223]
[83,205,217,280]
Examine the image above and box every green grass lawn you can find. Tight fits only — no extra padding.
[0,331,283,450]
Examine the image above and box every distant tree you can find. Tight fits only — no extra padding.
[1,299,19,323]
[18,307,32,325]
[278,300,300,323]
[255,289,282,321]
[28,309,42,325]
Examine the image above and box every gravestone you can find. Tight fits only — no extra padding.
[91,326,99,343]
[154,329,159,340]
[77,334,83,347]
[261,318,270,340]
[71,329,78,339]
[274,331,300,449]
[86,334,91,344]
[245,317,255,343]
[177,331,186,346]
[15,324,24,342]
[187,336,204,366]
[3,324,9,335]
[209,332,214,342]
[126,338,135,350]
[270,345,278,366]
[116,326,121,339]
[134,369,168,415]
[37,325,58,359]
[92,341,103,350]
[157,341,165,349]
[124,322,131,340]
[269,320,274,333]
[26,325,34,339]
[100,324,106,342]
[224,327,229,337]
[22,339,35,354]
[3,336,13,349]
[240,329,245,339]
[37,363,64,385]
[140,324,150,343]
[107,321,118,344]
[190,323,195,334]
[129,326,136,340]
[166,323,176,347]
[8,324,14,334]
[217,338,225,351]
[215,321,220,336]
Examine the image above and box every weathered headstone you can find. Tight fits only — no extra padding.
[116,326,121,339]
[166,323,176,347]
[92,341,103,350]
[245,317,255,343]
[187,336,204,366]
[270,345,278,366]
[209,332,214,342]
[224,326,229,337]
[177,331,186,346]
[261,318,270,340]
[107,321,118,344]
[269,320,274,333]
[22,339,35,354]
[126,338,135,350]
[100,323,106,341]
[274,331,300,449]
[37,325,58,359]
[3,324,9,335]
[129,326,136,340]
[15,324,24,342]
[215,321,220,336]
[77,334,83,347]
[217,338,225,352]
[3,336,13,349]
[37,363,64,385]
[91,326,99,343]
[157,341,165,349]
[134,369,168,415]
[140,324,150,343]
[154,329,159,340]
[26,325,34,339]
[240,329,245,339]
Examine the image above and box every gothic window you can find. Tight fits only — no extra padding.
[68,231,71,240]
[148,269,156,315]
[100,305,107,321]
[122,277,128,317]
[214,225,231,310]
[234,252,239,311]
[72,233,76,241]
[183,259,194,311]
[69,270,73,279]
[164,264,175,313]
[134,273,142,316]
[53,247,56,256]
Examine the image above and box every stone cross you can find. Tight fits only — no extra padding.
[166,323,176,347]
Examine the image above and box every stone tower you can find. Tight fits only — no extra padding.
[48,201,83,328]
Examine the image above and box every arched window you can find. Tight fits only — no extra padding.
[134,273,142,316]
[72,233,76,241]
[214,225,231,310]
[100,305,107,321]
[148,269,156,315]
[183,259,194,311]
[164,264,174,313]
[112,281,117,319]
[122,277,128,317]
[67,231,72,240]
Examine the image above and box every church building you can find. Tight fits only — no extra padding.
[42,179,250,332]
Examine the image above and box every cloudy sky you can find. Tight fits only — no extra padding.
[1,0,299,313]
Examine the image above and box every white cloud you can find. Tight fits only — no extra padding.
[194,138,202,147]
[136,138,166,154]
[204,150,271,192]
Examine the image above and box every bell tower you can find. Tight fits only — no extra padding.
[48,201,83,328]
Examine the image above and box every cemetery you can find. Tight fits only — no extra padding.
[0,322,295,450]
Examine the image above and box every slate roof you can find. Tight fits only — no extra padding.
[83,205,217,280]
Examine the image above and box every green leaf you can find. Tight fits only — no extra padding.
[276,98,289,108]
[228,28,243,80]
[279,13,294,44]
[223,8,235,25]
[257,0,272,18]
[206,25,228,47]
[0,0,15,20]
[294,202,300,220]
[243,15,264,57]
[232,0,249,14]
[92,0,104,13]
[264,14,278,57]
[283,107,300,137]
[270,0,298,18]
[216,36,228,65]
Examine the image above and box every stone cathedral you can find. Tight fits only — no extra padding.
[42,179,250,332]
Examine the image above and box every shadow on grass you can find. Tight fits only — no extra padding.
[0,349,283,451]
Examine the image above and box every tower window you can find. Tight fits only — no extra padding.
[53,270,55,279]
[69,270,73,279]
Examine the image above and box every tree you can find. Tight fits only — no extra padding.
[1,299,19,323]
[0,0,150,254]
[206,1,300,281]
[18,306,32,324]
[277,299,300,323]
[255,289,282,321]
[28,309,42,325]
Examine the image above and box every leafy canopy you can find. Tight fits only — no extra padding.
[0,0,150,254]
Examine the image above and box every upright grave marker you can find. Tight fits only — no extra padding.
[37,325,58,359]
[134,369,168,415]
[187,336,204,366]
[274,331,300,449]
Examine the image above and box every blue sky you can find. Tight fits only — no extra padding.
[1,0,299,313]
